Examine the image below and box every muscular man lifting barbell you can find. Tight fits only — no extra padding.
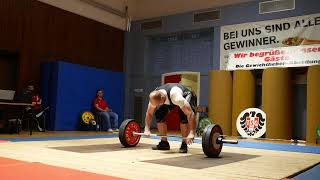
[143,83,197,153]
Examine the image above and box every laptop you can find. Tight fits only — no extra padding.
[0,89,15,101]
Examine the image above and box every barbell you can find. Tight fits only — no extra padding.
[118,119,238,158]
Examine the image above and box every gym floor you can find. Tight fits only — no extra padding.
[0,131,319,180]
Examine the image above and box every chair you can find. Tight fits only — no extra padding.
[91,109,102,131]
[7,118,22,134]
[21,107,48,132]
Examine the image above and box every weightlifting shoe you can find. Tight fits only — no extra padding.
[179,142,188,153]
[152,140,170,150]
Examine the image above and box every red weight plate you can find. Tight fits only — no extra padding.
[119,119,141,147]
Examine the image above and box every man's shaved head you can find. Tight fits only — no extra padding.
[149,90,165,107]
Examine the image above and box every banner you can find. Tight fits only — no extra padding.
[220,13,320,70]
[227,44,320,70]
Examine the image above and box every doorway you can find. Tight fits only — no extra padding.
[0,50,19,90]
[134,95,143,125]
[291,67,307,140]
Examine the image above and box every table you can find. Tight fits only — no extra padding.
[0,102,35,135]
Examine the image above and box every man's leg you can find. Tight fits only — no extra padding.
[36,116,45,132]
[178,108,189,153]
[152,105,170,150]
[100,112,112,131]
[108,112,119,129]
[33,108,44,132]
[180,123,188,143]
[157,122,168,141]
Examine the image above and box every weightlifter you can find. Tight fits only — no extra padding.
[143,83,197,153]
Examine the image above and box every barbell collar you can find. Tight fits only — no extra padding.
[216,137,238,144]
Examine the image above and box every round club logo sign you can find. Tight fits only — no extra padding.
[236,108,266,138]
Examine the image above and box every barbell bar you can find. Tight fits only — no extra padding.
[132,132,238,144]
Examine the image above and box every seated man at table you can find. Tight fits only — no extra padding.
[16,83,48,132]
[93,89,118,132]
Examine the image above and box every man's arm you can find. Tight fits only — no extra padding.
[104,101,111,112]
[170,88,196,144]
[180,103,196,144]
[38,98,42,105]
[32,96,42,106]
[144,102,156,135]
[94,104,106,112]
[104,107,111,112]
[180,104,196,133]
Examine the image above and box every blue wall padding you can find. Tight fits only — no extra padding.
[40,62,59,130]
[41,61,124,130]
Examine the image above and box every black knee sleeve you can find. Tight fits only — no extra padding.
[155,105,170,123]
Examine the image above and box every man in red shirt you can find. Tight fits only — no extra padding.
[31,93,48,132]
[17,83,48,132]
[93,89,118,132]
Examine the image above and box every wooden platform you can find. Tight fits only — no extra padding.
[0,134,319,180]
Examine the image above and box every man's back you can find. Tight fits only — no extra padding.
[15,89,32,103]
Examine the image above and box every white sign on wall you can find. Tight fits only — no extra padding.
[236,108,266,138]
[227,44,320,70]
[220,13,320,70]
